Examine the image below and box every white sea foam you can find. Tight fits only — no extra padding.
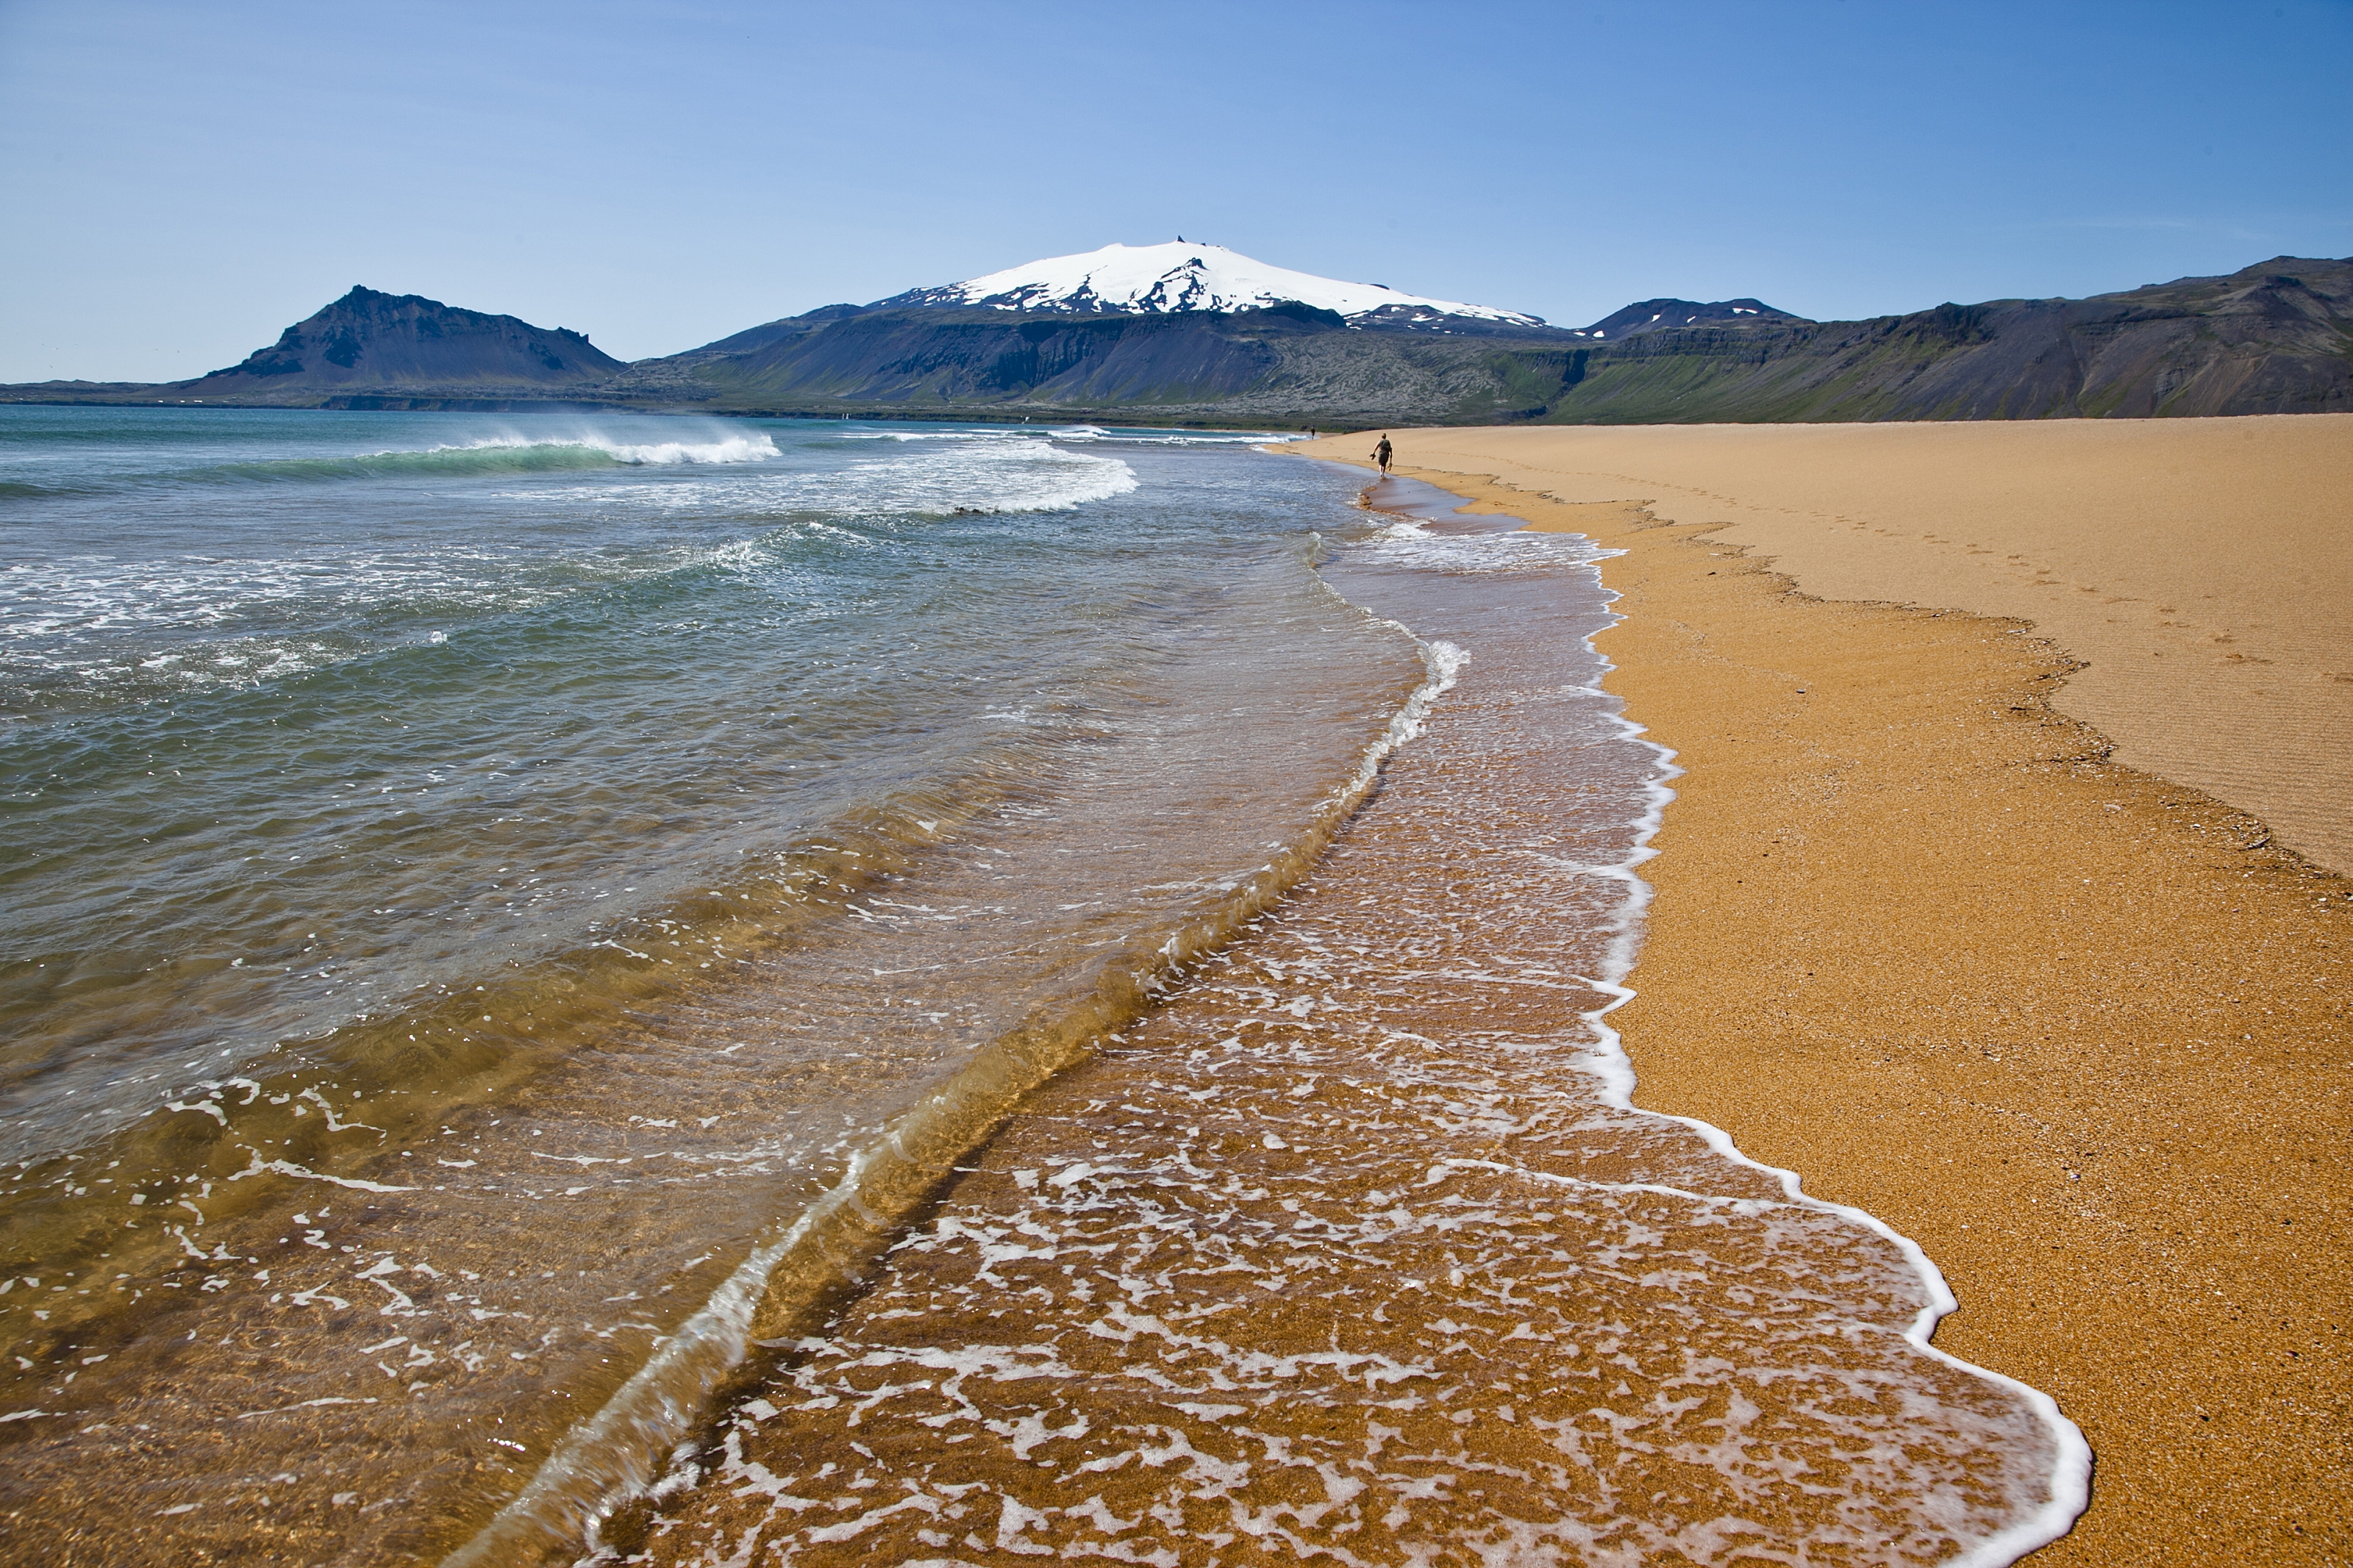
[1560,562,2094,1566]
[1359,476,2090,1558]
[767,434,1138,518]
[593,434,778,465]
[1362,514,1600,576]
[0,532,763,702]
[837,427,1043,442]
[554,433,1138,521]
[838,424,1299,448]
[0,550,531,642]
[1,428,1109,689]
[371,432,779,466]
[1350,480,2088,1564]
[1046,424,1308,447]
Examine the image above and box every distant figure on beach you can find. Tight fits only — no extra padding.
[1373,434,1393,476]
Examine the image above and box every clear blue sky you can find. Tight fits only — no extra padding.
[4,0,2348,382]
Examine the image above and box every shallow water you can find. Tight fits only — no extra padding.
[0,410,1433,1560]
[589,484,2086,1568]
[0,415,2081,1564]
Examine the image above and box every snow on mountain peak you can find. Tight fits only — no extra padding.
[883,241,1543,326]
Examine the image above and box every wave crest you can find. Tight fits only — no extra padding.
[202,432,779,484]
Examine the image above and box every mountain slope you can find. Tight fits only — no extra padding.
[171,287,626,401]
[599,257,2346,426]
[1510,257,2353,423]
[607,301,1558,423]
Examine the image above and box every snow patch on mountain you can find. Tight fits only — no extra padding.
[884,241,1543,326]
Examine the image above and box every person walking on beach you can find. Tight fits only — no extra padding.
[1373,434,1393,476]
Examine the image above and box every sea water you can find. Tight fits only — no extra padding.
[0,408,2082,1565]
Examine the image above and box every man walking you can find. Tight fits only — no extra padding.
[1372,434,1393,476]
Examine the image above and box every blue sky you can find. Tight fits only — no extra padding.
[4,0,2348,381]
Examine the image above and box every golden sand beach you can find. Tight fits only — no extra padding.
[1346,418,2353,878]
[1298,420,2351,1564]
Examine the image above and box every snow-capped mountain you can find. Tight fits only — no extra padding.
[877,240,1545,328]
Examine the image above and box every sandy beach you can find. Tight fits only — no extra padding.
[1296,420,2350,1564]
[1341,419,2353,878]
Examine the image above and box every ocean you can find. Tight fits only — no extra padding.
[0,407,2081,1565]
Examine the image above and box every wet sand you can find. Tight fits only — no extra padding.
[1301,425,2351,1565]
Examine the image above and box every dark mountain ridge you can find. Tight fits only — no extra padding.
[170,287,625,402]
[6,257,2347,426]
[600,256,2350,426]
[1512,258,2353,423]
[615,301,1370,409]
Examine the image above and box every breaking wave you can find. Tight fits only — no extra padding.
[761,434,1138,518]
[195,432,779,484]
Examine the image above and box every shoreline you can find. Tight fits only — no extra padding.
[1292,429,2351,1564]
[605,459,2099,1564]
[1343,465,2095,1564]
